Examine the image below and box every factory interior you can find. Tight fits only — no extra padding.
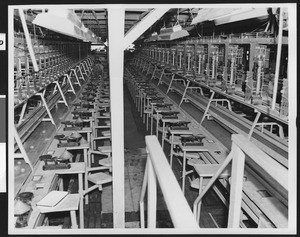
[9,4,297,234]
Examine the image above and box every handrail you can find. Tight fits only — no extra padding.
[232,134,288,190]
[140,135,199,229]
[193,134,288,228]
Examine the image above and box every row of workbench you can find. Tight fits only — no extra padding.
[133,57,288,168]
[124,60,288,228]
[13,57,113,231]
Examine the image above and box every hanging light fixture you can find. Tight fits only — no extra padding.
[158,24,189,41]
[158,9,189,41]
[191,8,268,26]
[144,32,159,42]
[32,9,99,43]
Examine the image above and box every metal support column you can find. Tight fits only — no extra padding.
[108,8,125,228]
[227,143,245,228]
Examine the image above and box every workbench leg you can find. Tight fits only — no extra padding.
[140,94,144,117]
[17,102,28,125]
[200,91,215,125]
[161,122,165,150]
[157,68,165,86]
[146,63,151,76]
[70,210,78,229]
[196,177,203,223]
[156,112,159,138]
[247,111,261,140]
[182,152,187,195]
[170,134,174,167]
[84,148,89,205]
[150,66,157,81]
[166,73,175,94]
[78,173,84,228]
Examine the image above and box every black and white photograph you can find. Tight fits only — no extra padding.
[1,1,297,235]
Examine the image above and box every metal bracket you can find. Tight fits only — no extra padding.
[14,126,34,171]
[200,90,215,125]
[64,74,76,94]
[53,81,69,107]
[36,92,57,130]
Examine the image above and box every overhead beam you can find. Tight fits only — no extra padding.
[123,8,169,49]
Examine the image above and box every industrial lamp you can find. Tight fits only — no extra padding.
[158,24,189,41]
[32,9,98,43]
[144,32,159,42]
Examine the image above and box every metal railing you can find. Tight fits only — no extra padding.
[193,134,288,228]
[140,135,199,229]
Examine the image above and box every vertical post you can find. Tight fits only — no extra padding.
[108,8,125,228]
[227,143,245,228]
[147,158,157,228]
[78,173,84,228]
[140,157,149,228]
[271,7,284,110]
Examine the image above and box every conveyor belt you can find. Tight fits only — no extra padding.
[156,78,288,167]
[153,81,288,200]
[126,64,288,228]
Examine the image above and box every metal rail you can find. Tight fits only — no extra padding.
[140,135,199,229]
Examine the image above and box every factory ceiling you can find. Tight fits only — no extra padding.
[14,7,285,45]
